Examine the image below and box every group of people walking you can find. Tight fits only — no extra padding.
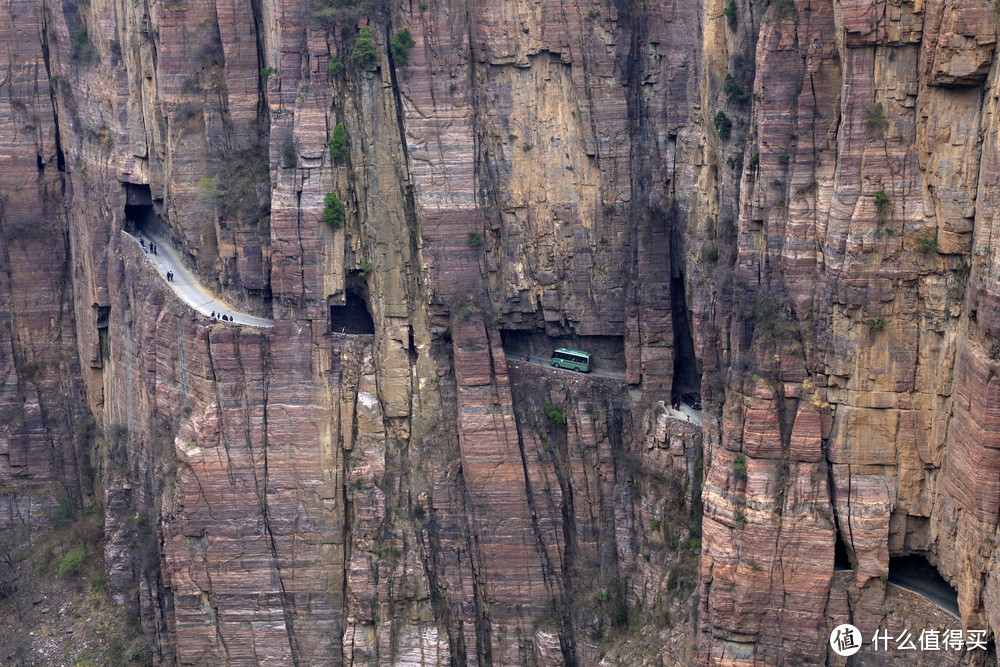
[139,232,239,324]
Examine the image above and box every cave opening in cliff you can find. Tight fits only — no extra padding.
[834,530,852,570]
[498,329,626,373]
[329,290,375,335]
[123,183,158,234]
[888,555,959,616]
[670,272,701,395]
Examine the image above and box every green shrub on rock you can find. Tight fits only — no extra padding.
[58,549,86,575]
[389,28,415,65]
[713,110,732,140]
[351,27,378,68]
[330,124,348,163]
[324,193,345,229]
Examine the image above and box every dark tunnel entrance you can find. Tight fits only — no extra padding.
[888,555,959,617]
[498,330,626,374]
[834,530,852,571]
[329,291,375,335]
[123,183,160,235]
[670,272,701,396]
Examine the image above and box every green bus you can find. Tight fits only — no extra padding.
[550,348,591,372]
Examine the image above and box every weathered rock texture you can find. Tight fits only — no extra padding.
[696,0,1000,663]
[5,0,1000,663]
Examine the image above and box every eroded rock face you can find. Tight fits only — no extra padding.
[0,0,93,532]
[4,0,1000,662]
[695,0,1000,661]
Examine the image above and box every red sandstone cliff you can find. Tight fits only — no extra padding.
[2,0,1000,664]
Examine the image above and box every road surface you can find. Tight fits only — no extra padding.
[664,401,703,426]
[505,354,705,426]
[888,557,960,618]
[125,230,274,328]
[507,353,627,381]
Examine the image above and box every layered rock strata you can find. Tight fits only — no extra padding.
[6,0,1000,663]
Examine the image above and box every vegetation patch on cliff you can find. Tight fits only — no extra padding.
[71,24,97,64]
[351,27,379,68]
[389,29,415,64]
[324,193,345,229]
[197,149,271,220]
[330,124,348,163]
[0,501,148,665]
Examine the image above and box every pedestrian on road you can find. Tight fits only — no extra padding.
[152,244,157,255]
[140,238,145,247]
[342,326,346,334]
[526,355,531,363]
[211,311,215,318]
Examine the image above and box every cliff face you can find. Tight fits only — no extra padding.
[697,0,1000,662]
[2,0,1000,663]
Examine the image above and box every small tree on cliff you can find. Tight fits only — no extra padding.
[351,27,378,69]
[330,124,348,164]
[874,188,891,222]
[71,24,97,64]
[864,102,887,130]
[324,193,345,229]
[389,29,415,65]
[713,110,732,140]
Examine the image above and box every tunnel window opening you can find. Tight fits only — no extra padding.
[98,328,110,363]
[670,272,701,397]
[125,203,155,226]
[94,305,111,368]
[888,554,959,616]
[498,330,625,374]
[407,326,417,362]
[329,291,375,335]
[122,183,160,235]
[834,530,852,571]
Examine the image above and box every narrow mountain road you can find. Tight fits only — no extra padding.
[665,402,703,426]
[505,353,704,425]
[888,560,961,618]
[124,230,274,328]
[506,353,627,381]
